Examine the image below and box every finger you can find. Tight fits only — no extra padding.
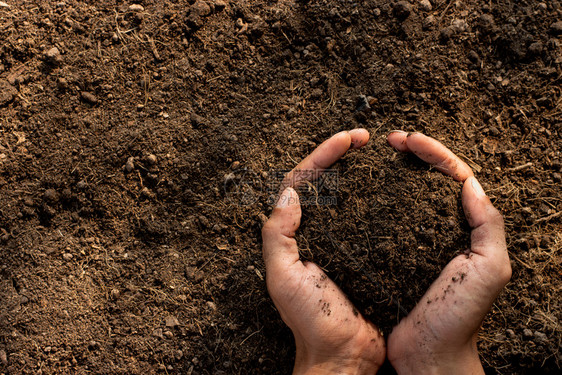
[262,187,302,272]
[387,132,474,181]
[281,129,370,191]
[462,177,511,282]
[387,130,410,152]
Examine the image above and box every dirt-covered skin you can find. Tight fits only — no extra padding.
[0,1,560,374]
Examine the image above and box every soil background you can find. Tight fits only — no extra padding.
[1,0,561,374]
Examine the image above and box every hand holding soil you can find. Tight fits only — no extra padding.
[262,130,386,374]
[262,130,511,374]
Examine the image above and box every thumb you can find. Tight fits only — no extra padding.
[462,177,511,284]
[262,187,302,271]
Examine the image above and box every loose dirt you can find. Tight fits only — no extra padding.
[1,1,560,374]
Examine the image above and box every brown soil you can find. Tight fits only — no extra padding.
[0,1,561,374]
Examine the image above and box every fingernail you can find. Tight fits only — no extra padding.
[389,130,407,134]
[276,187,294,208]
[471,177,486,198]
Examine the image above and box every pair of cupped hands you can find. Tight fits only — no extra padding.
[261,130,512,374]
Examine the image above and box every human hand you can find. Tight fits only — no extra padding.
[262,130,386,375]
[385,131,512,374]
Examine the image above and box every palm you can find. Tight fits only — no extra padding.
[268,260,383,359]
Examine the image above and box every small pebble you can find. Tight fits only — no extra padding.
[0,79,18,106]
[468,50,480,63]
[125,157,135,172]
[215,0,227,11]
[440,26,455,41]
[191,0,211,17]
[88,340,99,349]
[44,189,59,203]
[506,329,515,339]
[129,4,144,12]
[152,328,164,339]
[419,0,432,11]
[393,1,412,19]
[522,328,533,339]
[174,349,184,360]
[452,19,468,33]
[422,15,435,30]
[80,91,98,104]
[0,349,7,365]
[165,315,180,328]
[63,253,73,260]
[550,21,562,35]
[534,331,548,344]
[146,154,157,165]
[528,42,543,55]
[537,3,547,11]
[44,47,62,64]
[163,330,174,339]
[110,288,120,299]
[206,301,217,310]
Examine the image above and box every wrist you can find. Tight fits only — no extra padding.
[293,346,381,375]
[390,344,483,375]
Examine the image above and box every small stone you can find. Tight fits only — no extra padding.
[224,172,236,184]
[0,2,9,8]
[468,50,480,63]
[422,15,435,30]
[165,315,180,328]
[373,8,381,17]
[553,172,561,182]
[534,331,548,344]
[129,4,144,12]
[63,253,73,260]
[174,349,184,360]
[0,79,17,106]
[215,0,227,10]
[140,187,155,199]
[57,77,68,90]
[0,349,7,365]
[206,301,217,310]
[44,346,52,353]
[356,95,371,112]
[125,157,135,172]
[440,26,455,41]
[109,288,120,300]
[537,3,547,11]
[146,154,157,165]
[231,161,240,170]
[393,1,412,19]
[550,21,562,35]
[419,0,432,11]
[247,265,255,271]
[88,340,99,349]
[191,0,211,17]
[522,328,533,339]
[152,328,164,339]
[479,14,495,34]
[506,329,515,339]
[163,330,174,339]
[20,295,29,304]
[528,42,543,55]
[44,189,59,203]
[190,113,205,128]
[44,47,62,65]
[80,91,98,104]
[452,19,468,33]
[77,180,87,189]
